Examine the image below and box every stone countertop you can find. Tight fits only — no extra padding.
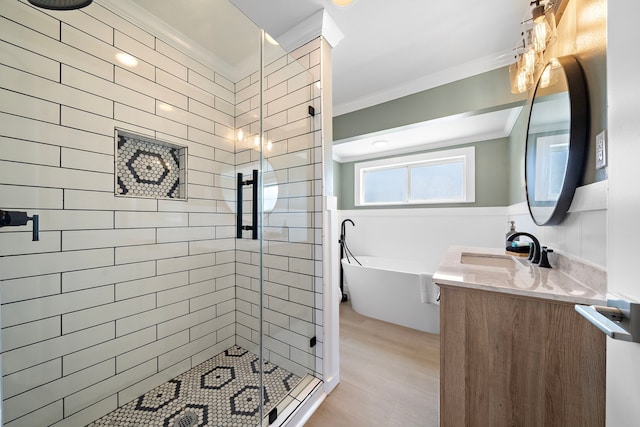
[433,246,606,306]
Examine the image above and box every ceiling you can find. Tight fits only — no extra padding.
[229,0,532,116]
[123,0,534,160]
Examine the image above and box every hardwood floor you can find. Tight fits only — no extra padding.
[305,302,440,427]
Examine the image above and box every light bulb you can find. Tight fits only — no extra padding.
[522,48,536,75]
[540,65,552,88]
[517,69,529,93]
[533,20,548,52]
[530,3,557,53]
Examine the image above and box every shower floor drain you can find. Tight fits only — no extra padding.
[173,411,198,427]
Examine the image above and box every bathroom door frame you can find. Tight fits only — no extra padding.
[606,1,640,424]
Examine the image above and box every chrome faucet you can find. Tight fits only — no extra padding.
[507,232,541,264]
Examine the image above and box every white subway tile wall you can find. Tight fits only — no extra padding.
[0,2,323,426]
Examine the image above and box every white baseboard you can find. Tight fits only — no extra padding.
[323,372,340,394]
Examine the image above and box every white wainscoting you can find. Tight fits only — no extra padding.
[338,207,508,275]
[338,180,608,284]
[508,180,608,269]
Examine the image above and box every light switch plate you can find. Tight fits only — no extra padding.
[596,130,607,169]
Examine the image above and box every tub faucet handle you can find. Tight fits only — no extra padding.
[538,247,553,268]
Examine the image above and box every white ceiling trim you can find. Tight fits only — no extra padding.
[504,106,523,134]
[332,106,523,163]
[276,9,344,52]
[333,49,515,117]
[333,131,506,163]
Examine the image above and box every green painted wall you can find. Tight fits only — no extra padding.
[333,0,607,209]
[507,56,607,205]
[507,0,607,205]
[334,67,525,142]
[334,61,606,208]
[508,101,531,205]
[332,66,522,211]
[336,138,510,210]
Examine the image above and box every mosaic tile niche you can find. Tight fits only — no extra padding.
[116,130,186,199]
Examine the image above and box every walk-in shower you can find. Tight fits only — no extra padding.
[0,0,325,425]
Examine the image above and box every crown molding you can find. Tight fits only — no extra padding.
[276,9,344,52]
[333,50,514,116]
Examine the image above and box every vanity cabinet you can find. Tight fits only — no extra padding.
[439,285,605,427]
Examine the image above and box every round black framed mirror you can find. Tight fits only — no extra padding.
[525,55,589,226]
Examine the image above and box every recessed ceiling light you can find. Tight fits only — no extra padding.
[333,0,355,7]
[115,52,138,67]
[372,140,388,147]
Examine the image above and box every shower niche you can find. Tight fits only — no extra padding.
[115,130,187,200]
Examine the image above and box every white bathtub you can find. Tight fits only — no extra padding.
[341,256,440,334]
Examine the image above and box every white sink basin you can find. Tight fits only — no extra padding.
[460,253,520,268]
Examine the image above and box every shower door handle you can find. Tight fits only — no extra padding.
[251,169,258,240]
[236,169,258,240]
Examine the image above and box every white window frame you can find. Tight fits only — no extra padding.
[354,146,475,206]
[533,133,569,202]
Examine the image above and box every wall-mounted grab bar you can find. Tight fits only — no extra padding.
[236,169,258,240]
[0,210,39,241]
[575,297,640,342]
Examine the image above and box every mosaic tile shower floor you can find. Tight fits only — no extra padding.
[89,346,301,427]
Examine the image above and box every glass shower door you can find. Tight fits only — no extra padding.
[260,32,323,417]
[234,28,323,422]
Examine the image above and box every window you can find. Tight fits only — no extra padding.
[533,133,569,202]
[354,147,475,206]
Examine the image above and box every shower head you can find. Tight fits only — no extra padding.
[27,0,92,10]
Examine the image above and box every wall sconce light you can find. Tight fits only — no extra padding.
[531,0,557,52]
[509,1,557,94]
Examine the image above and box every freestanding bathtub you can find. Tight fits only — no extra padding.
[341,256,440,334]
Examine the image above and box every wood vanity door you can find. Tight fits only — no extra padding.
[439,286,605,427]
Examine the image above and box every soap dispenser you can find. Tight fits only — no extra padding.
[506,221,518,247]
